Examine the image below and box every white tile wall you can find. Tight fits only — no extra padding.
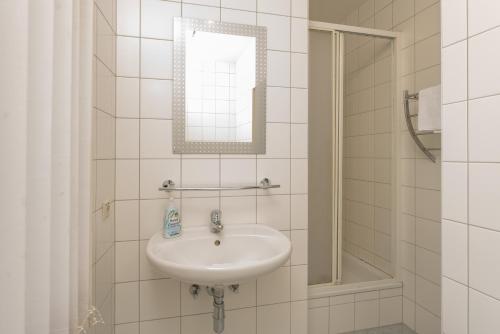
[308,287,403,334]
[441,1,500,333]
[113,1,309,333]
[338,1,442,332]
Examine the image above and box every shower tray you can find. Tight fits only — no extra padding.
[342,323,416,334]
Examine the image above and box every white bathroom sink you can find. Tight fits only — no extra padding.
[146,224,292,285]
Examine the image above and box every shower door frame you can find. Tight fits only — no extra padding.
[309,21,402,286]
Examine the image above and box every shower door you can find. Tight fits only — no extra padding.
[309,30,344,285]
[309,22,397,286]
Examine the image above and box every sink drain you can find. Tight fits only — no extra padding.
[214,240,221,246]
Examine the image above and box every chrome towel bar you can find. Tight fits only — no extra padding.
[403,90,441,163]
[158,177,280,192]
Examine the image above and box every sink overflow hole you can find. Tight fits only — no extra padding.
[214,240,221,246]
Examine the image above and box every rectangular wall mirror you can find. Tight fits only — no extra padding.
[173,17,267,154]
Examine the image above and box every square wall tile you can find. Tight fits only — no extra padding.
[415,277,440,317]
[468,0,500,36]
[115,282,139,323]
[96,110,115,159]
[257,0,290,16]
[416,247,440,284]
[115,241,139,282]
[291,265,308,301]
[308,306,329,334]
[139,279,180,320]
[291,88,308,123]
[414,3,440,41]
[116,119,139,158]
[442,219,468,284]
[220,159,256,196]
[94,205,114,258]
[441,0,467,46]
[393,0,414,26]
[469,288,500,334]
[442,162,467,223]
[415,218,440,253]
[291,123,308,158]
[380,296,402,326]
[257,303,291,334]
[257,13,290,51]
[221,8,257,25]
[117,36,140,77]
[291,18,308,53]
[140,239,169,280]
[291,301,308,334]
[469,163,500,231]
[140,159,181,199]
[469,95,500,162]
[469,226,500,299]
[257,195,290,230]
[140,79,173,119]
[469,27,500,99]
[442,277,468,334]
[116,160,139,200]
[116,77,139,118]
[355,299,379,330]
[291,159,308,194]
[415,305,440,334]
[117,0,140,36]
[226,308,257,334]
[330,303,355,334]
[291,0,307,18]
[415,188,440,222]
[257,266,290,305]
[115,200,139,241]
[96,160,115,205]
[181,159,219,197]
[141,39,172,79]
[140,119,173,158]
[260,123,290,158]
[442,41,467,104]
[375,3,393,30]
[141,0,180,40]
[180,197,219,228]
[442,102,467,162]
[291,229,307,265]
[291,194,308,229]
[268,51,290,87]
[221,196,257,224]
[182,3,221,21]
[291,53,308,88]
[257,159,290,195]
[267,87,291,123]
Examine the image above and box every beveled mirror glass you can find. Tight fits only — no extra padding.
[173,17,267,153]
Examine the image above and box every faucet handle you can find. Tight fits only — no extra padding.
[211,209,221,222]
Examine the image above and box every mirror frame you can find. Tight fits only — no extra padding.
[173,17,267,154]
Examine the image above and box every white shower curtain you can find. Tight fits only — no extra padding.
[0,0,93,333]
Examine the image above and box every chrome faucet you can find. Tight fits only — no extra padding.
[210,209,223,233]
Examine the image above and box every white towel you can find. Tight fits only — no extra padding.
[418,85,441,131]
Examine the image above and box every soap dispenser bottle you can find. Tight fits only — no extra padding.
[163,196,181,238]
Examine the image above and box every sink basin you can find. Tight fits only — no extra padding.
[146,224,292,285]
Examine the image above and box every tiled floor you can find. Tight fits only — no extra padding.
[343,323,416,334]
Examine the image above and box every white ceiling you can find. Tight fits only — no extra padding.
[310,0,368,23]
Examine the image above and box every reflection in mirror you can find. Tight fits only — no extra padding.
[185,31,256,142]
[173,18,267,154]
